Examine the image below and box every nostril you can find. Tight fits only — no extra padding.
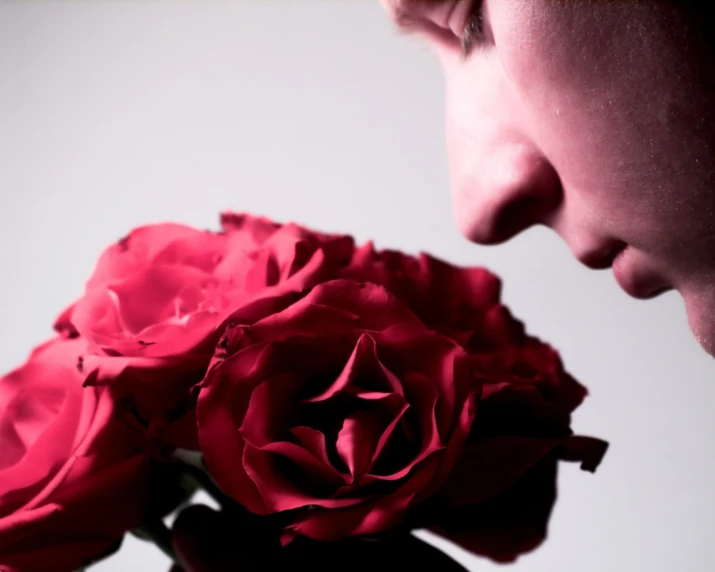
[491,196,550,244]
[461,194,554,246]
[644,284,674,299]
[583,244,625,270]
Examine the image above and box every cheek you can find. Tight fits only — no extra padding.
[447,0,715,249]
[483,6,646,222]
[443,69,506,239]
[442,50,527,228]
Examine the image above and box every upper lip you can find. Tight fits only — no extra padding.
[575,241,627,270]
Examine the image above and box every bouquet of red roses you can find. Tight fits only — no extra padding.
[0,213,607,572]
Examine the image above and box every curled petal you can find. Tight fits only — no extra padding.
[242,444,363,513]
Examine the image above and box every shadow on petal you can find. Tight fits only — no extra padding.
[427,456,558,563]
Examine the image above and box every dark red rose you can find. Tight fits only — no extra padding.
[340,242,608,561]
[53,213,354,448]
[196,279,479,544]
[0,337,153,572]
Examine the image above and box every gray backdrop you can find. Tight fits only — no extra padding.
[1,1,714,571]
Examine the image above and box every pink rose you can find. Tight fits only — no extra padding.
[196,279,478,544]
[54,213,354,447]
[0,337,152,572]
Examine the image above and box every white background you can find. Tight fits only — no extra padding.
[1,1,714,571]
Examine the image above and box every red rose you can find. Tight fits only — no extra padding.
[340,242,608,561]
[0,337,152,572]
[196,279,478,544]
[54,213,354,447]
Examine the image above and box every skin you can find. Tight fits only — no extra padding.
[381,0,715,357]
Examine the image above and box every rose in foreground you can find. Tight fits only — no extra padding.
[53,213,354,447]
[190,234,608,556]
[196,279,478,544]
[0,337,153,572]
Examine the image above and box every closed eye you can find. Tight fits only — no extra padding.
[387,0,485,58]
[461,1,486,59]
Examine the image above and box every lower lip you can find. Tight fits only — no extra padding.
[612,248,645,298]
[612,247,671,299]
[611,247,629,285]
[612,246,628,270]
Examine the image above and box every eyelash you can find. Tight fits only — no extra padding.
[460,1,485,59]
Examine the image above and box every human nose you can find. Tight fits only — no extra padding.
[452,143,563,245]
[444,66,563,246]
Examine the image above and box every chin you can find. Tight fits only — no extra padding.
[682,285,715,358]
[693,327,715,358]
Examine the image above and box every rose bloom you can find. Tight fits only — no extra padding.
[54,213,354,448]
[338,243,608,560]
[196,279,478,544]
[0,336,152,572]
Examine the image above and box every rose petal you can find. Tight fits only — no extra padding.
[438,436,575,506]
[364,372,443,483]
[255,440,346,485]
[268,280,423,334]
[372,326,467,434]
[91,265,217,336]
[0,381,66,472]
[336,403,409,483]
[197,345,270,515]
[244,249,281,291]
[428,456,558,563]
[0,338,91,506]
[282,457,442,543]
[306,334,403,403]
[240,373,305,448]
[557,435,609,473]
[289,427,337,472]
[242,444,362,512]
[219,212,282,245]
[369,400,411,468]
[84,222,216,290]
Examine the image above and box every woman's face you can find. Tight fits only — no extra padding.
[381,0,715,357]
